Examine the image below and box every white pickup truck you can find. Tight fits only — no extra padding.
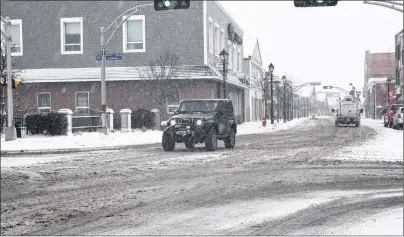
[332,95,363,127]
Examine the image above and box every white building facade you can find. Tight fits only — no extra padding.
[243,37,265,122]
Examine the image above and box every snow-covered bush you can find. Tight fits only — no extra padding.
[131,109,155,130]
[25,111,67,136]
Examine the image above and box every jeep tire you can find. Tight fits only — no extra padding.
[162,133,175,151]
[205,128,217,151]
[185,135,195,149]
[224,129,236,149]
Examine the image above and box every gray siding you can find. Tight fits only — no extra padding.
[205,1,243,71]
[1,0,204,69]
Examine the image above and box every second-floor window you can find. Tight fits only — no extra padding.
[1,19,23,56]
[60,17,83,54]
[214,23,220,56]
[123,15,145,53]
[37,92,51,111]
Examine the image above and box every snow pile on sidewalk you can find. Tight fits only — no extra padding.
[324,119,403,162]
[237,118,306,135]
[0,130,163,152]
[1,119,307,152]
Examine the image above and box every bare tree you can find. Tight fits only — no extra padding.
[138,52,181,118]
[251,71,270,119]
[0,38,32,115]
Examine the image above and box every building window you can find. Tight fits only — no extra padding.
[233,44,237,72]
[37,92,51,110]
[75,91,89,109]
[60,17,83,54]
[1,19,23,56]
[214,23,220,56]
[208,18,214,54]
[123,15,145,53]
[220,28,224,54]
[238,48,242,72]
[228,40,232,70]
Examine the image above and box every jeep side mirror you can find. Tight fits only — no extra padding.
[174,110,179,115]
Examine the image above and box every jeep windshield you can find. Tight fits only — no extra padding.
[178,101,218,114]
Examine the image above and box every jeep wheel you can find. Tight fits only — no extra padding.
[224,130,236,149]
[205,128,217,151]
[384,123,388,127]
[162,133,175,151]
[185,135,195,149]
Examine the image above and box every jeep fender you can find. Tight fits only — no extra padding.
[203,121,218,133]
[229,120,237,134]
[163,125,175,134]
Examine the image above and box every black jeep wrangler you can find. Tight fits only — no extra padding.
[161,99,237,151]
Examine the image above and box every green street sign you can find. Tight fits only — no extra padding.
[323,86,333,89]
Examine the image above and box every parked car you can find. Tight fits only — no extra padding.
[392,106,403,130]
[383,104,403,128]
[160,99,237,151]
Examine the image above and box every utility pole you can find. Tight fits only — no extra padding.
[1,16,17,141]
[98,3,152,135]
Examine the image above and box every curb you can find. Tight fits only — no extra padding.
[1,142,161,157]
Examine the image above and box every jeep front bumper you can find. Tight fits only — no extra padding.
[164,125,205,143]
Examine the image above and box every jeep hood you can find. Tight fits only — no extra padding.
[169,113,215,120]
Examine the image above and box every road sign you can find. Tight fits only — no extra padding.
[323,86,333,89]
[106,55,122,61]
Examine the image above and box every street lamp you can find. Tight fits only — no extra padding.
[386,77,392,106]
[282,75,288,123]
[269,63,275,124]
[219,49,229,99]
[373,84,376,119]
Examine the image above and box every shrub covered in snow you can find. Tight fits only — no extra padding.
[131,109,155,130]
[25,111,67,136]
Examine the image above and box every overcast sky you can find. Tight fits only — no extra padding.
[220,1,403,98]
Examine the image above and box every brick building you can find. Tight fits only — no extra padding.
[395,29,403,103]
[363,51,396,118]
[1,0,247,129]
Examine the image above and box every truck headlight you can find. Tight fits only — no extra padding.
[170,120,176,126]
[196,119,203,126]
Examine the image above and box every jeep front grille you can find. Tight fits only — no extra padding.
[175,118,194,126]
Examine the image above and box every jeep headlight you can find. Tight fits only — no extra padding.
[196,119,203,126]
[170,119,176,126]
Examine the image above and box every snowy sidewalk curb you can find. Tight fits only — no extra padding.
[0,143,161,156]
[1,119,307,156]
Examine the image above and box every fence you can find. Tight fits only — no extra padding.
[72,108,103,132]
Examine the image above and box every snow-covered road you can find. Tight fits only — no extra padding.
[1,117,402,235]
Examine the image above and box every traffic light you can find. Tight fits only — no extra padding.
[12,78,23,89]
[323,86,333,89]
[0,76,6,86]
[154,0,190,11]
[294,0,338,7]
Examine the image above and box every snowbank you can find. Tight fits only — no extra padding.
[0,130,163,152]
[237,118,306,135]
[1,119,306,152]
[322,118,403,162]
[339,207,403,235]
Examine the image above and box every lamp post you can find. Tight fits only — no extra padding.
[219,49,229,99]
[386,77,392,106]
[268,63,275,124]
[282,75,287,123]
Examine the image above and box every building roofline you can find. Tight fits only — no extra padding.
[214,1,244,34]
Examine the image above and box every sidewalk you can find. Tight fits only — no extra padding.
[1,118,307,155]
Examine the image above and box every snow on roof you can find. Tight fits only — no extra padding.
[243,36,257,58]
[17,65,248,89]
[367,77,389,85]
